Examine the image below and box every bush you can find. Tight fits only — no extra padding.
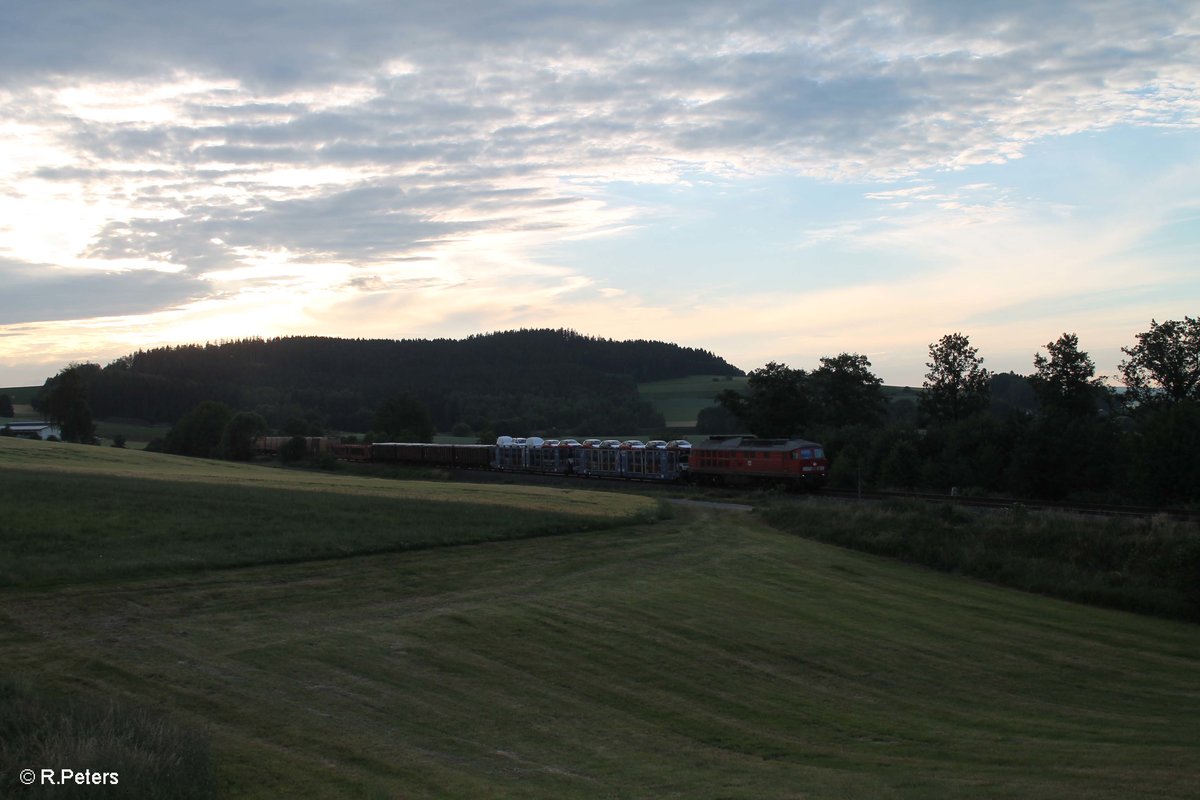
[164,401,232,458]
[219,411,267,461]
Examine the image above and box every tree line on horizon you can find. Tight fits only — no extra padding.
[28,329,741,445]
[710,317,1199,507]
[23,318,1199,506]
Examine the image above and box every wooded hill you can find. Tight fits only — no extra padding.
[45,329,742,434]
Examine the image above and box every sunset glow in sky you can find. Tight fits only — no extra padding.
[1,1,1197,386]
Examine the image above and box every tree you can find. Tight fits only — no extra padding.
[0,393,13,418]
[988,372,1037,417]
[282,417,311,436]
[219,411,267,461]
[164,400,233,457]
[1118,317,1200,409]
[1031,332,1109,417]
[695,403,743,434]
[1130,400,1200,505]
[716,362,812,437]
[1006,413,1120,501]
[920,333,991,424]
[374,394,434,442]
[42,364,97,443]
[810,353,886,428]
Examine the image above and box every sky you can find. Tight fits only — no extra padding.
[1,0,1197,388]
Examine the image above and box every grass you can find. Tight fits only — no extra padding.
[0,438,658,588]
[759,498,1200,622]
[94,419,172,448]
[638,374,746,428]
[2,439,1199,798]
[4,509,1198,798]
[0,437,653,517]
[0,677,215,799]
[0,385,41,404]
[637,375,921,429]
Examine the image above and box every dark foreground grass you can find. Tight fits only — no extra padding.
[4,507,1199,799]
[760,498,1200,622]
[0,467,661,587]
[0,678,215,799]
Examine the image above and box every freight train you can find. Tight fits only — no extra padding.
[320,435,829,489]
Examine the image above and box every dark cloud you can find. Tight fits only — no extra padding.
[0,259,207,324]
[79,179,558,268]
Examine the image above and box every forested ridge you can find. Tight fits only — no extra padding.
[36,329,741,434]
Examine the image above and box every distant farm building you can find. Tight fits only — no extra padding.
[1,421,62,440]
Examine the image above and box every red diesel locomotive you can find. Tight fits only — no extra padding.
[688,436,828,488]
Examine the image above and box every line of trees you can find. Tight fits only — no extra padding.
[139,390,438,463]
[714,317,1200,507]
[30,330,723,436]
[155,401,266,460]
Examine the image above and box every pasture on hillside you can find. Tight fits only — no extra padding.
[638,374,747,428]
[1,438,1198,798]
[0,385,40,405]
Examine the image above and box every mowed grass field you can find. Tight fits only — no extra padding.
[0,438,654,587]
[2,440,1199,798]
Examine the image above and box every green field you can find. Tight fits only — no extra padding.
[637,376,921,429]
[2,439,1199,798]
[0,385,40,405]
[0,438,654,588]
[638,374,748,428]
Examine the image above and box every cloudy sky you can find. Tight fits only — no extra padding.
[1,1,1197,387]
